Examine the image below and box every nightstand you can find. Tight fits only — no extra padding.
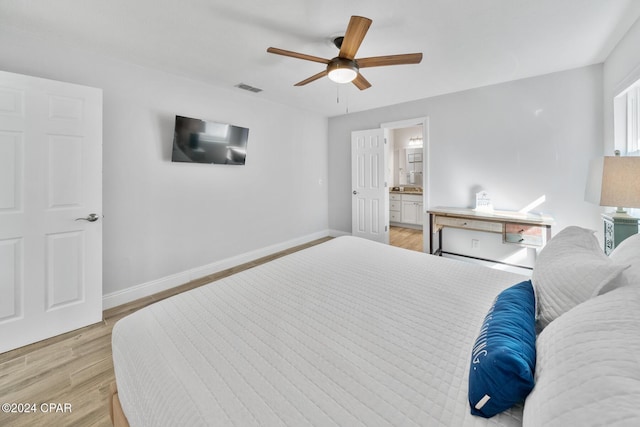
[602,213,639,255]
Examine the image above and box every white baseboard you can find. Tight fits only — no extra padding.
[102,230,331,310]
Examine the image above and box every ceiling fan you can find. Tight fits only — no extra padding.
[267,15,423,90]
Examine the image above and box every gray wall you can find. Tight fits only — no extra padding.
[5,13,638,298]
[0,27,329,305]
[329,65,604,264]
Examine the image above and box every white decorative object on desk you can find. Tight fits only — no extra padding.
[475,191,494,212]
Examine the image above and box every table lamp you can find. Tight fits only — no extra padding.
[585,151,640,253]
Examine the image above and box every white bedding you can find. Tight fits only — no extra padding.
[112,236,528,426]
[523,285,640,427]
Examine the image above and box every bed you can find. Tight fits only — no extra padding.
[111,231,640,426]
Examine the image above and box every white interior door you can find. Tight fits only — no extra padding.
[351,128,388,244]
[0,71,102,353]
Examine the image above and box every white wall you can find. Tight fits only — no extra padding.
[393,126,423,150]
[0,28,329,306]
[329,65,604,265]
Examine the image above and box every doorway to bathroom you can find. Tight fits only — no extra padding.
[382,117,429,253]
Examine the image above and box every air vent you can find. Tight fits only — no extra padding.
[235,83,263,93]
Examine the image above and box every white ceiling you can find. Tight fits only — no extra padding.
[2,0,640,117]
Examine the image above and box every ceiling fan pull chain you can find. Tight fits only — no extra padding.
[345,87,349,113]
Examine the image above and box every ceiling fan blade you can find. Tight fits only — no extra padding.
[352,73,371,91]
[267,47,330,64]
[339,16,372,60]
[357,53,423,68]
[294,70,328,86]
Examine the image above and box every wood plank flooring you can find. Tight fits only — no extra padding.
[389,225,423,252]
[0,237,331,427]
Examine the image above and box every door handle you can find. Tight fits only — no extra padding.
[75,213,100,222]
[353,190,358,195]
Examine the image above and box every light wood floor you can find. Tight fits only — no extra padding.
[389,225,423,252]
[0,237,332,427]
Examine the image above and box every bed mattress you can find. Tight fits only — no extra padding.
[112,236,527,426]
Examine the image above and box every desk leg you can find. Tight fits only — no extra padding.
[429,213,435,254]
[429,213,443,256]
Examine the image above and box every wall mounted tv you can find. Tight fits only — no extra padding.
[171,115,249,165]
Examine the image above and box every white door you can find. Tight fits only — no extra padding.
[351,128,388,244]
[0,71,102,353]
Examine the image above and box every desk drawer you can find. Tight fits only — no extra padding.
[434,216,503,233]
[504,223,545,246]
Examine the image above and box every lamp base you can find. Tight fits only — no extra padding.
[602,212,640,255]
[610,208,637,219]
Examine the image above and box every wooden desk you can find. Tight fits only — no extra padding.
[428,207,554,265]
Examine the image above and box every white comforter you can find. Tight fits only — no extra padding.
[112,236,527,426]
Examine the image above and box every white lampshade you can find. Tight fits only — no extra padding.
[585,155,640,213]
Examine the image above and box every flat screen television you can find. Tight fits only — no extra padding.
[171,115,249,165]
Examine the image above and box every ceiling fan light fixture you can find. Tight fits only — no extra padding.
[327,58,358,84]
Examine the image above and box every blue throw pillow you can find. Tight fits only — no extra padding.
[469,280,536,418]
